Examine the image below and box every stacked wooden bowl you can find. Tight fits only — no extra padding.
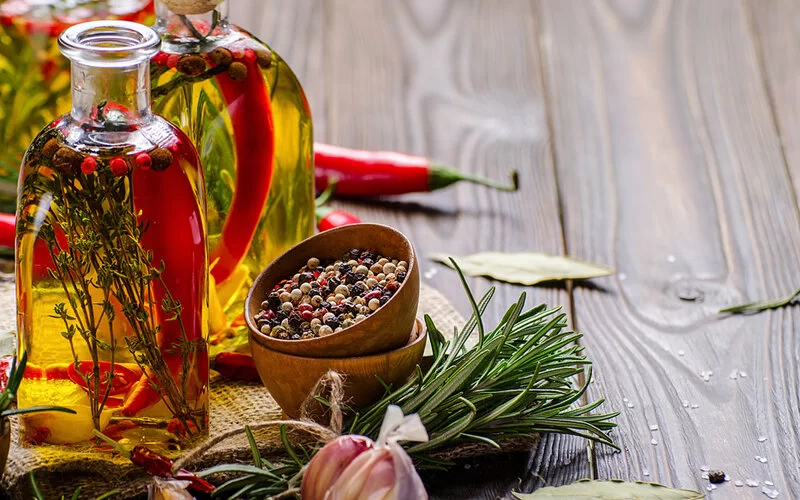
[245,224,423,419]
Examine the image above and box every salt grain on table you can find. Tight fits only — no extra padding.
[747,480,760,487]
[649,424,659,431]
[678,350,685,356]
[700,465,710,472]
[765,481,774,486]
[735,480,744,487]
[762,487,780,498]
[758,436,768,442]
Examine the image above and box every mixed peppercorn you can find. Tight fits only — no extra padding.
[254,249,408,340]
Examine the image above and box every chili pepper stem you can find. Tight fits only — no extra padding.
[428,164,519,192]
[92,430,131,459]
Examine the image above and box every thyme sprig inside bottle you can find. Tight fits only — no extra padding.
[15,21,209,450]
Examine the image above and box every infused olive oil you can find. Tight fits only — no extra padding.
[16,21,208,449]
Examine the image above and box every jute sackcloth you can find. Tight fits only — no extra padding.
[1,282,503,498]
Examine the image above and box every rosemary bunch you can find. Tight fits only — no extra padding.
[200,261,617,495]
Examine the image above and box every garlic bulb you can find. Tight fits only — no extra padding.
[160,0,225,15]
[302,405,429,500]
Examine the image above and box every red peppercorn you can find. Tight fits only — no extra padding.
[298,303,313,313]
[136,152,152,170]
[243,49,257,64]
[110,157,129,177]
[364,291,382,301]
[301,310,313,322]
[314,308,328,319]
[166,54,181,68]
[80,156,97,175]
[265,309,275,320]
[152,52,168,66]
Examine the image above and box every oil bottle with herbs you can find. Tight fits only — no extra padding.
[149,0,315,342]
[15,20,208,450]
[0,0,154,212]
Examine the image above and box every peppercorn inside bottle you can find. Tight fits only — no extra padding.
[253,250,408,340]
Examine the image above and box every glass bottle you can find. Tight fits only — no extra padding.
[150,0,314,348]
[15,20,209,450]
[0,0,154,212]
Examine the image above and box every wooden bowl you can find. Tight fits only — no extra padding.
[249,318,426,419]
[245,223,420,358]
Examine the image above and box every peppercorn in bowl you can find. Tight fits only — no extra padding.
[245,224,420,358]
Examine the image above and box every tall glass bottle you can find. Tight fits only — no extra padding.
[15,20,208,450]
[0,0,154,212]
[150,0,314,347]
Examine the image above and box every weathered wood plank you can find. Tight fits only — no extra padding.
[322,0,589,495]
[538,0,800,497]
[750,0,800,215]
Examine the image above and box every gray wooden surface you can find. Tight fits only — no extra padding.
[232,1,800,498]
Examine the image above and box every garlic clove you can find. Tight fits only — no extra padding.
[331,448,393,499]
[301,435,374,500]
[389,439,428,499]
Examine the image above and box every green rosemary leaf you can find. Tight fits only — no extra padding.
[70,486,82,500]
[95,489,120,500]
[407,408,475,453]
[29,473,45,500]
[281,425,303,467]
[449,257,485,346]
[719,287,800,314]
[431,252,614,285]
[245,426,262,469]
[197,464,284,480]
[513,479,704,499]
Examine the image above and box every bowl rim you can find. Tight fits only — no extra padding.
[250,318,426,362]
[245,223,417,346]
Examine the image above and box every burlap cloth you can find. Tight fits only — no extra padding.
[0,281,489,498]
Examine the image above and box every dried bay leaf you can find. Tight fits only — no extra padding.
[430,252,614,285]
[513,479,704,499]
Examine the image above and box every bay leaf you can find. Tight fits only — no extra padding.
[430,252,614,285]
[513,479,704,499]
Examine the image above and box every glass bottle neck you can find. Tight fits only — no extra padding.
[71,60,152,126]
[155,0,232,52]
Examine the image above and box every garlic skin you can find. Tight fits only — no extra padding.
[160,0,225,15]
[302,405,429,500]
[302,435,374,500]
[148,478,193,500]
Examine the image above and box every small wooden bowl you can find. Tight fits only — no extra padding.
[250,318,426,419]
[245,223,420,358]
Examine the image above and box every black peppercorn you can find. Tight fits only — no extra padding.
[276,310,289,321]
[351,282,365,297]
[325,318,340,329]
[267,293,281,310]
[298,272,314,284]
[310,289,322,298]
[349,248,361,260]
[291,334,301,340]
[328,276,341,289]
[396,271,407,283]
[321,301,330,309]
[707,470,725,484]
[288,313,302,329]
[338,263,352,275]
[379,295,390,306]
[362,258,374,267]
[344,271,358,285]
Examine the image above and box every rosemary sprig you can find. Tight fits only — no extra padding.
[200,260,617,495]
[719,287,800,314]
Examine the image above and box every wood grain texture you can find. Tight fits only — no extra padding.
[538,0,800,497]
[322,1,590,496]
[750,0,800,215]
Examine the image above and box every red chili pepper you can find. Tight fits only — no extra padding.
[0,355,12,393]
[0,212,13,249]
[313,143,519,196]
[209,58,275,285]
[122,137,208,418]
[213,351,260,382]
[130,446,215,494]
[316,206,362,232]
[67,361,141,397]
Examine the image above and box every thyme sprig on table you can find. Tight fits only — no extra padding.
[199,260,618,496]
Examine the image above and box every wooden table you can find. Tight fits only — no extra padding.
[233,1,800,498]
